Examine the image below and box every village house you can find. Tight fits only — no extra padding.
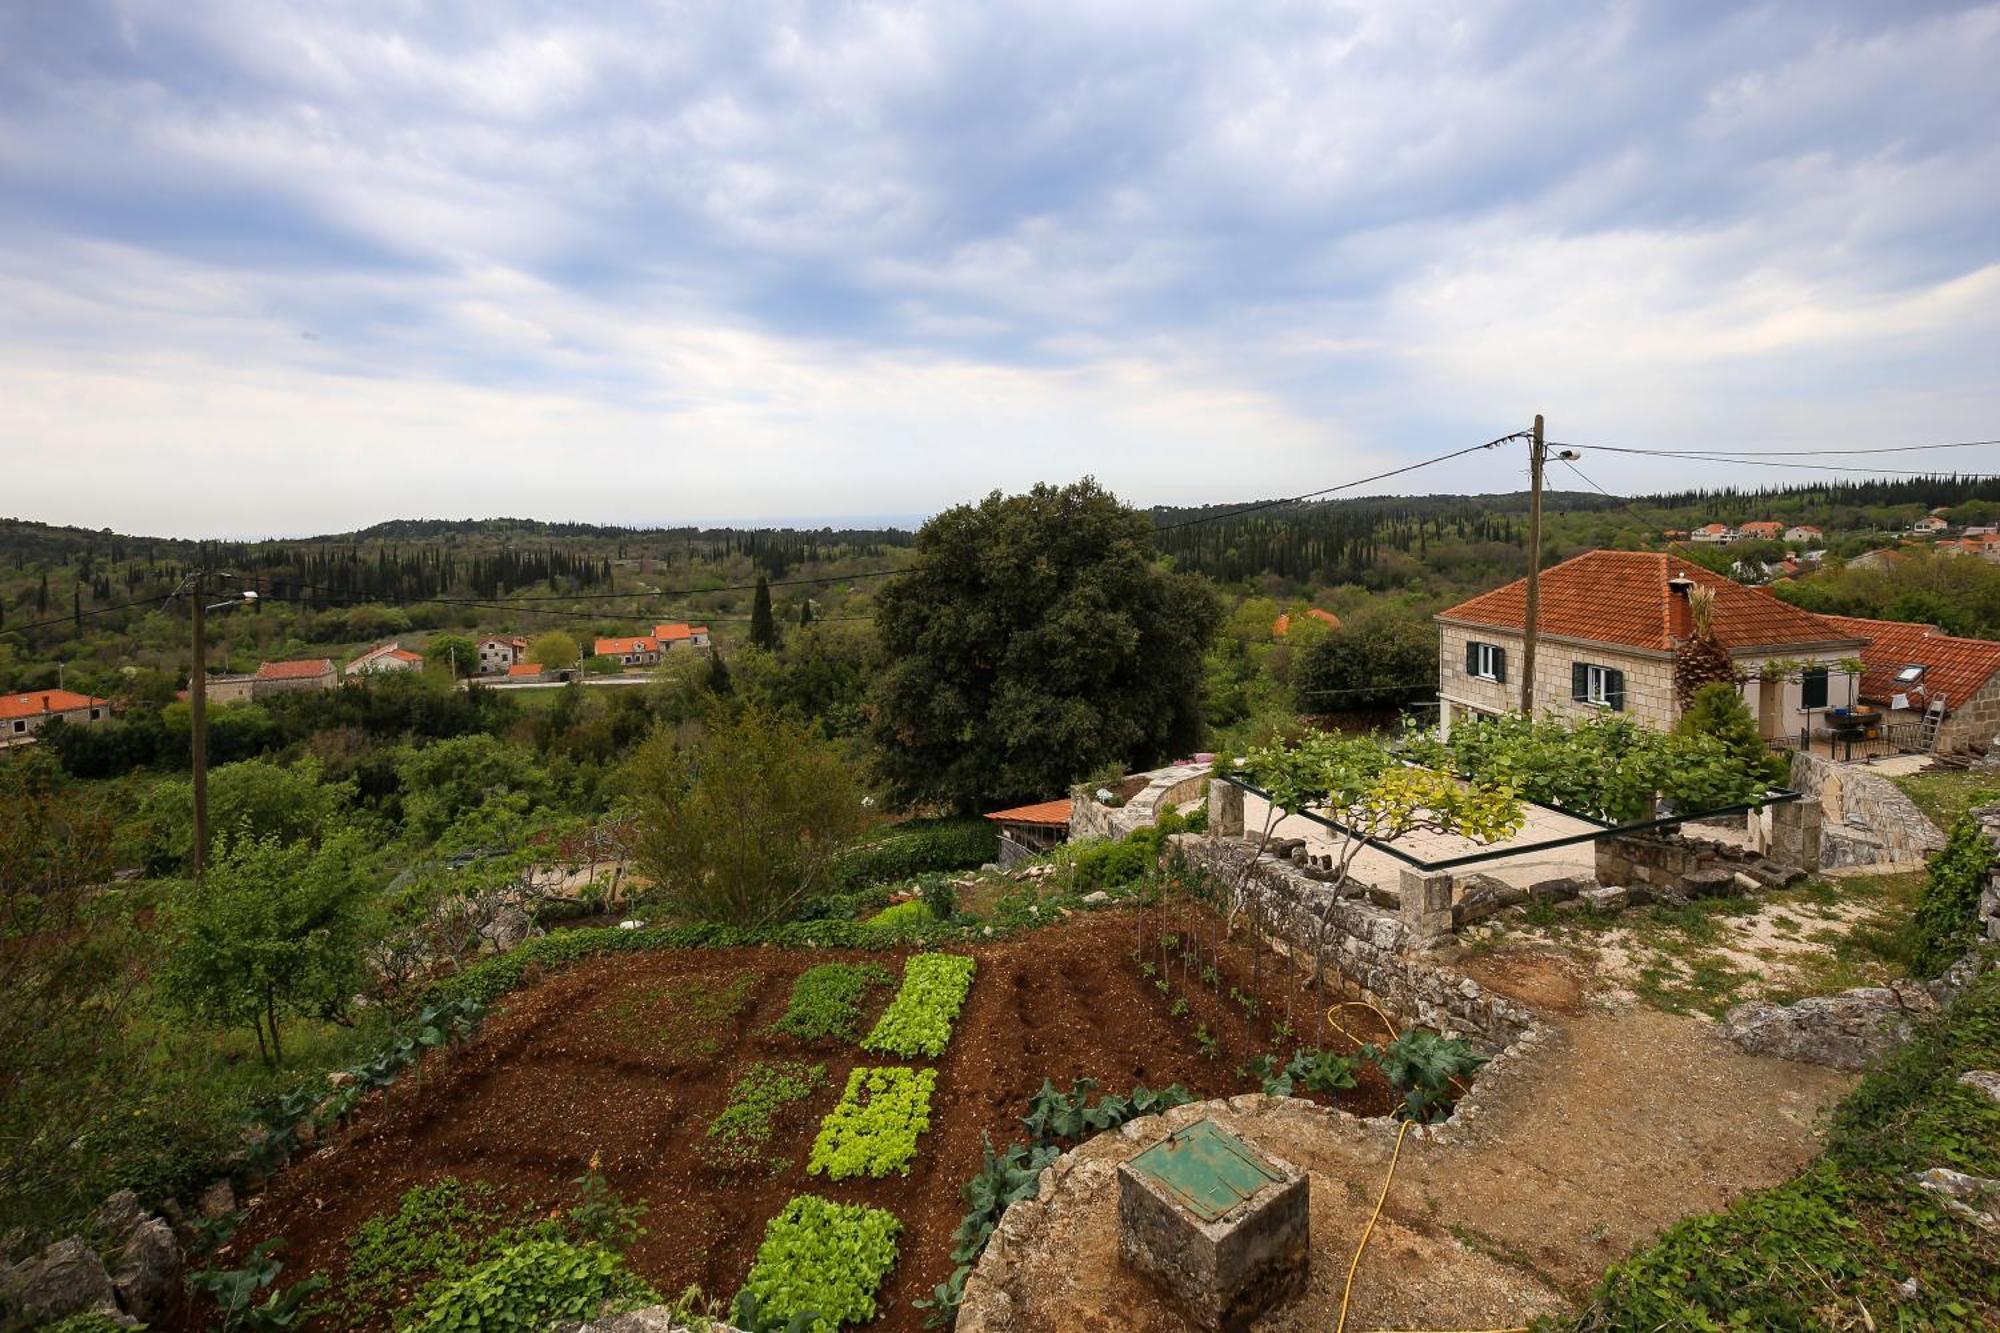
[1737,520,1784,540]
[651,622,713,651]
[1939,533,2000,563]
[1817,615,2000,751]
[476,636,530,675]
[1,688,113,746]
[1848,547,1908,572]
[982,798,1073,864]
[252,658,339,694]
[347,642,424,675]
[1689,523,1734,544]
[1272,608,1340,637]
[596,635,661,667]
[1910,515,1950,534]
[1435,550,1868,739]
[1784,524,1823,544]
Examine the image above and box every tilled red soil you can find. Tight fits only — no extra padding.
[212,908,1392,1332]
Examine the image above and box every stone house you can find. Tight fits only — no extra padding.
[1690,523,1734,544]
[477,636,529,675]
[651,622,713,651]
[1435,550,1868,738]
[1737,520,1784,540]
[1911,515,1949,534]
[595,636,661,668]
[346,642,424,674]
[1784,525,1822,545]
[1272,608,1339,637]
[1818,615,2000,751]
[251,658,339,694]
[1,688,113,747]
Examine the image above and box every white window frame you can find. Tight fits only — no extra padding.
[1583,664,1615,707]
[1471,642,1503,682]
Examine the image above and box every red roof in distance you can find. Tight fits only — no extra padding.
[1,689,110,721]
[255,659,335,680]
[983,798,1073,827]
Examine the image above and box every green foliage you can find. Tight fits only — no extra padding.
[1244,729,1525,849]
[526,631,580,670]
[862,953,977,1058]
[807,1067,937,1180]
[830,817,998,892]
[623,707,870,926]
[864,899,933,930]
[405,1237,654,1333]
[1674,682,1788,786]
[1368,1029,1488,1123]
[1248,1049,1361,1097]
[772,963,894,1043]
[918,874,958,922]
[1907,811,1996,979]
[136,755,356,872]
[1021,1078,1195,1148]
[736,1196,901,1333]
[189,1239,327,1333]
[40,1316,130,1333]
[1291,601,1438,711]
[870,478,1222,812]
[750,574,777,651]
[705,1061,828,1171]
[158,830,377,1065]
[1564,964,2000,1331]
[567,1161,648,1250]
[916,1135,1061,1326]
[338,1178,512,1327]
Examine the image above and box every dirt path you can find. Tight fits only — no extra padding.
[981,1004,1854,1330]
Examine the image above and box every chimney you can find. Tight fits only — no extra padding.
[1667,574,1695,641]
[41,695,52,713]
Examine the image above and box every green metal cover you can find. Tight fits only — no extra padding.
[1127,1119,1283,1222]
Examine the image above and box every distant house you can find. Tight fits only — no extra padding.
[984,798,1073,863]
[253,659,339,694]
[1661,529,1690,542]
[1737,520,1784,540]
[1690,523,1734,545]
[477,636,530,675]
[1,689,113,747]
[1821,614,2000,751]
[1273,608,1340,637]
[505,662,547,681]
[1784,525,1823,544]
[348,642,424,675]
[595,636,661,667]
[1940,533,2000,564]
[1436,550,1866,739]
[651,622,713,651]
[1911,516,1949,534]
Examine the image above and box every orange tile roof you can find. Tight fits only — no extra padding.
[0,689,109,721]
[506,662,544,677]
[1738,521,1783,538]
[255,659,335,680]
[983,798,1073,827]
[595,637,658,656]
[1438,550,1864,654]
[1695,523,1731,535]
[652,622,710,641]
[1816,615,2000,712]
[1273,608,1340,637]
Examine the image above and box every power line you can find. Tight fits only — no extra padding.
[1,596,164,637]
[1553,436,2000,459]
[1151,431,1532,532]
[1563,448,1990,478]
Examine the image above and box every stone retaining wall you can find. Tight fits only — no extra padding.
[1173,835,1537,1054]
[1790,750,1944,868]
[1070,762,1212,841]
[1594,829,1808,901]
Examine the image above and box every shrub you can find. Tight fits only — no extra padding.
[831,818,998,891]
[405,1237,653,1333]
[1907,810,1995,979]
[737,1195,902,1333]
[705,1061,828,1171]
[772,963,894,1043]
[862,953,977,1058]
[918,873,958,921]
[807,1066,938,1180]
[1368,1029,1487,1123]
[864,900,933,930]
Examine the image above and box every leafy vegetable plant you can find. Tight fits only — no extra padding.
[1021,1078,1194,1148]
[705,1061,828,1170]
[188,1240,325,1333]
[773,963,894,1043]
[736,1195,902,1333]
[807,1066,938,1179]
[405,1237,653,1333]
[862,953,977,1058]
[1367,1029,1488,1123]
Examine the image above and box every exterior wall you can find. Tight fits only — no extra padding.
[204,675,257,704]
[1069,763,1211,842]
[476,639,521,675]
[1788,750,1944,867]
[1437,621,1675,730]
[350,650,420,674]
[1736,653,1860,742]
[1936,673,2000,751]
[2,701,108,745]
[254,669,337,695]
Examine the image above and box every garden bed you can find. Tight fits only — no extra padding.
[198,908,1400,1332]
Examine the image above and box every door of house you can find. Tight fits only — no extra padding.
[1757,676,1784,740]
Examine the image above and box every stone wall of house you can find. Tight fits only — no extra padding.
[1936,673,2000,752]
[1789,750,1944,867]
[1173,835,1536,1054]
[1436,621,1677,730]
[1070,763,1211,841]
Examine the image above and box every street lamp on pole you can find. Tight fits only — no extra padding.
[187,578,258,879]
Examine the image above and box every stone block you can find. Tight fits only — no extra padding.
[1452,875,1528,928]
[1527,875,1590,904]
[1580,885,1629,913]
[1117,1123,1309,1332]
[1399,868,1454,939]
[1681,866,1742,899]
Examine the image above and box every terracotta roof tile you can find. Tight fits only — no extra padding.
[1438,550,1864,653]
[652,623,710,641]
[255,659,335,680]
[506,662,544,677]
[1816,615,2000,713]
[595,637,658,656]
[0,689,109,721]
[983,798,1073,827]
[1273,608,1340,637]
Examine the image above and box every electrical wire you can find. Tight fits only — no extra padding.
[1552,436,2000,459]
[0,596,166,636]
[1554,447,1992,478]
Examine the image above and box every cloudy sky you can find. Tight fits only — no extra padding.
[2,1,1997,537]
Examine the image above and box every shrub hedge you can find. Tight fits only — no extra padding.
[1908,811,1996,980]
[831,817,998,891]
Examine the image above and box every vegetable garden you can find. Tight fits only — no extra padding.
[183,893,1485,1333]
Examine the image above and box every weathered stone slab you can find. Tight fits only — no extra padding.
[1720,988,1924,1071]
[1580,886,1629,913]
[1527,875,1590,904]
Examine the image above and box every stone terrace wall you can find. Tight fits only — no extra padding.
[1070,762,1211,842]
[1174,835,1535,1054]
[1790,750,1944,868]
[1594,830,1807,901]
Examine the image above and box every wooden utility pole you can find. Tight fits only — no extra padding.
[1519,414,1546,714]
[189,565,209,879]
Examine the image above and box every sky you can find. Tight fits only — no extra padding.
[2,1,1998,538]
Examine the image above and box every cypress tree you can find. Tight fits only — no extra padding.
[749,574,777,650]
[798,599,814,628]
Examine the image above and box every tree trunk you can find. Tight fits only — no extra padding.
[265,987,283,1066]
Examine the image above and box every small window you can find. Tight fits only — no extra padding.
[11,720,22,733]
[1572,662,1626,711]
[1466,642,1507,683]
[1802,668,1829,710]
[1894,664,1926,685]
[89,708,101,720]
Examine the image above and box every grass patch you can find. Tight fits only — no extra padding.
[702,1061,827,1172]
[772,963,894,1044]
[1888,769,2000,833]
[614,971,761,1056]
[1558,955,2000,1331]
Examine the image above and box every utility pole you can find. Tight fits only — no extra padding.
[1519,414,1546,714]
[189,565,208,879]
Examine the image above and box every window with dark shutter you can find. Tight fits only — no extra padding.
[1605,668,1626,711]
[1466,641,1480,677]
[1493,646,1507,684]
[1801,667,1828,710]
[1571,661,1588,701]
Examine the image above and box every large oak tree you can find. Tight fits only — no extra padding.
[870,479,1220,811]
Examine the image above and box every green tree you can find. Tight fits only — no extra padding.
[158,831,374,1065]
[1291,603,1436,712]
[750,574,777,650]
[1675,681,1787,785]
[870,479,1222,810]
[623,707,869,925]
[425,632,478,678]
[528,631,581,669]
[136,755,355,872]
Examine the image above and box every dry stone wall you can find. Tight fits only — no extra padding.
[1070,762,1211,841]
[1789,750,1944,868]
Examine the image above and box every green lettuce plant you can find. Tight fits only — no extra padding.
[807,1066,937,1179]
[862,953,977,1057]
[736,1195,901,1333]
